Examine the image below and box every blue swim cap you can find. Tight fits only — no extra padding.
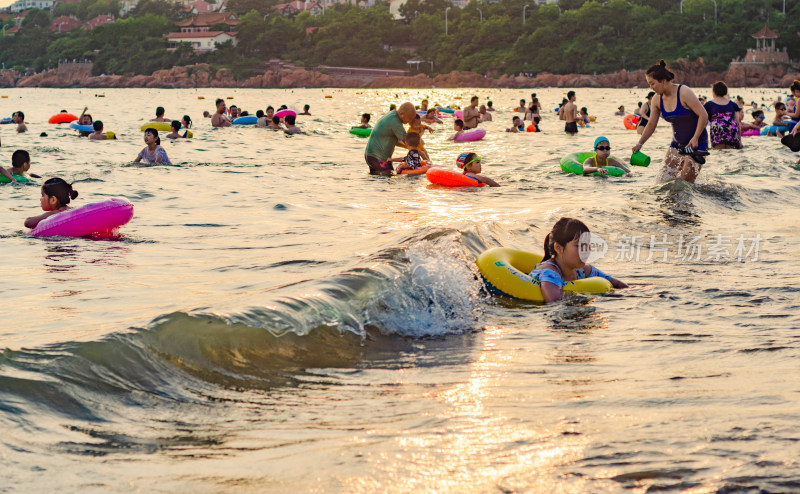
[594,136,610,149]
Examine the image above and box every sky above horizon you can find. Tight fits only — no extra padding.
[0,0,18,9]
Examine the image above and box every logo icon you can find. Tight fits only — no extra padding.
[579,232,608,263]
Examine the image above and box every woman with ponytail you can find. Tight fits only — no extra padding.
[632,60,709,183]
[134,128,171,165]
[529,218,627,303]
[24,178,78,228]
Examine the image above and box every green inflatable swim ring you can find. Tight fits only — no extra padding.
[349,127,372,137]
[560,152,626,177]
[0,174,30,184]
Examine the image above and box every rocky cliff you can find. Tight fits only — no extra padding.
[4,60,800,89]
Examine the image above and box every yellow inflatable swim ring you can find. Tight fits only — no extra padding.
[476,247,613,302]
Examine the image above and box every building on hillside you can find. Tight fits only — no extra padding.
[5,24,20,36]
[7,0,53,13]
[118,1,137,17]
[83,14,114,29]
[49,15,82,32]
[174,12,239,32]
[274,0,323,16]
[185,0,218,14]
[730,25,790,66]
[165,31,237,51]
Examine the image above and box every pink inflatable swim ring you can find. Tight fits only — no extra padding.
[454,110,463,119]
[454,128,486,142]
[741,128,761,137]
[29,198,134,237]
[274,110,296,118]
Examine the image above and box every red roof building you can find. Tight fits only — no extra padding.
[83,14,115,29]
[184,0,217,14]
[49,16,82,32]
[274,0,323,15]
[174,12,239,33]
[5,25,20,36]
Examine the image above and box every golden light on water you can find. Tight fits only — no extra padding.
[342,326,594,493]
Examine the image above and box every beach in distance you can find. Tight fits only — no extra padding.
[1,86,799,493]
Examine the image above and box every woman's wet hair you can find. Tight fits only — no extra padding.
[712,81,728,97]
[791,80,800,92]
[144,127,160,145]
[542,217,590,262]
[182,115,192,128]
[42,177,78,206]
[170,120,181,131]
[646,59,675,82]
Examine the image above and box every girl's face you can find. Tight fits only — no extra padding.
[595,141,611,159]
[466,159,481,173]
[40,190,57,211]
[144,132,156,145]
[792,89,800,98]
[555,237,587,270]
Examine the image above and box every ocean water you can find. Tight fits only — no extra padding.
[1,87,799,493]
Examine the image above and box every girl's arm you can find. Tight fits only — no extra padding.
[133,152,143,163]
[540,281,563,303]
[24,210,60,229]
[610,277,629,289]
[475,174,500,187]
[609,157,631,173]
[581,158,609,176]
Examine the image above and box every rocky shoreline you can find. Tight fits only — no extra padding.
[2,59,798,89]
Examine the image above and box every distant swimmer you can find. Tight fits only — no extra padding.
[562,91,578,135]
[134,128,171,165]
[615,105,626,116]
[637,91,655,135]
[211,99,231,128]
[352,113,371,129]
[462,96,480,129]
[633,59,709,184]
[88,120,111,140]
[704,81,742,149]
[151,106,169,123]
[299,104,311,116]
[24,178,79,229]
[457,152,499,187]
[479,105,492,122]
[582,136,632,177]
[506,116,524,133]
[387,131,425,174]
[0,149,33,184]
[529,217,627,303]
[284,115,302,134]
[13,111,27,133]
[448,118,465,140]
[363,101,416,175]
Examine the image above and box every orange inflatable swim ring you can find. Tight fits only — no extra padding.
[48,113,78,124]
[426,168,484,187]
[398,163,430,175]
[623,114,640,130]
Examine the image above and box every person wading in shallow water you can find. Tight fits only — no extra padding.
[633,59,709,184]
[363,102,417,176]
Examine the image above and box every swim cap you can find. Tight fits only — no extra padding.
[594,136,610,149]
[456,153,469,169]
